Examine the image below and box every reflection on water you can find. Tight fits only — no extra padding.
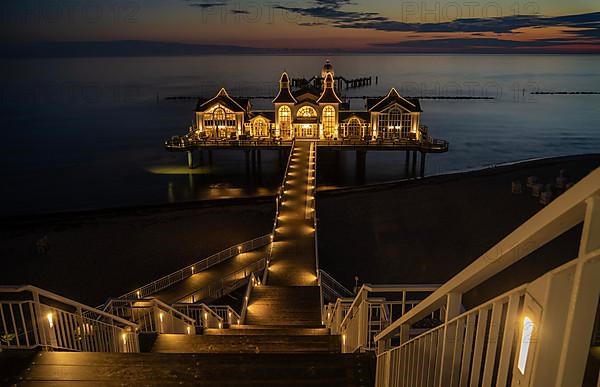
[1,55,600,215]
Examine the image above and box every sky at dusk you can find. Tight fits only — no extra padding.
[2,0,600,53]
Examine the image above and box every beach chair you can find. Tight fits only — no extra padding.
[531,183,544,197]
[540,190,553,205]
[526,176,538,188]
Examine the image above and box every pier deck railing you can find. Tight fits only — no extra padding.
[117,234,272,302]
[0,285,139,353]
[103,298,195,335]
[374,167,600,387]
[166,137,293,150]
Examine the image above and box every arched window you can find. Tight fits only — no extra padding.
[253,118,267,137]
[347,119,361,138]
[322,106,336,138]
[297,106,317,118]
[278,106,292,138]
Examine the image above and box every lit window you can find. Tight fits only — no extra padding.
[323,106,335,137]
[297,106,317,117]
[347,119,361,138]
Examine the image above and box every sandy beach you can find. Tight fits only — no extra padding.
[1,198,275,305]
[2,154,599,307]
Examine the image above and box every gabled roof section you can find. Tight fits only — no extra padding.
[273,72,297,104]
[339,111,370,122]
[368,88,422,112]
[293,85,320,102]
[196,88,248,112]
[317,73,343,104]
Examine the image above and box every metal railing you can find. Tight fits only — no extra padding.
[165,136,293,149]
[319,269,354,302]
[374,167,600,387]
[315,137,449,152]
[264,139,295,285]
[117,234,272,301]
[324,284,438,353]
[210,305,241,327]
[172,303,224,330]
[0,285,139,353]
[103,298,195,335]
[240,273,260,324]
[176,259,265,304]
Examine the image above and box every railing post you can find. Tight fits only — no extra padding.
[31,290,51,350]
[438,292,462,386]
[554,194,600,386]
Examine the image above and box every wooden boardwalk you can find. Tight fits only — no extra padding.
[246,141,322,327]
[152,244,270,304]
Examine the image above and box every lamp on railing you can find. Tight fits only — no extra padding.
[47,312,54,328]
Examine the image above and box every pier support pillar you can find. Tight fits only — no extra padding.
[257,150,262,165]
[412,151,417,177]
[187,151,194,169]
[420,152,426,178]
[405,150,410,176]
[208,150,213,165]
[245,150,250,172]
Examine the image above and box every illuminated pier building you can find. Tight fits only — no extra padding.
[191,61,427,142]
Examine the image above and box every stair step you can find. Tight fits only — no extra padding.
[151,334,341,354]
[216,326,330,335]
[10,351,375,386]
[246,286,322,326]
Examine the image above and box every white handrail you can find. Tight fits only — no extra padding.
[104,298,195,334]
[327,284,438,353]
[209,305,241,326]
[0,285,139,353]
[240,273,260,323]
[373,167,600,387]
[172,303,224,329]
[376,167,600,343]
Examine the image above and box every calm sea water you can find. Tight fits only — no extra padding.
[2,55,600,215]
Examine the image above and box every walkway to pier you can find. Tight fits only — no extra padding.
[269,141,317,286]
[152,244,270,304]
[245,141,322,326]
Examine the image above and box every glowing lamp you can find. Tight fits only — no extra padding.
[47,313,53,328]
[517,316,534,374]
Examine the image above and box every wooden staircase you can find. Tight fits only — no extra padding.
[245,285,322,326]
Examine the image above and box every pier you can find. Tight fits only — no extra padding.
[167,137,447,179]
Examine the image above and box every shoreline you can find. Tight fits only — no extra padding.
[3,153,598,223]
[1,153,598,306]
[318,153,600,196]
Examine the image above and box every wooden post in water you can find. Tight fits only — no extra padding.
[420,152,426,178]
[405,150,410,176]
[412,151,417,177]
